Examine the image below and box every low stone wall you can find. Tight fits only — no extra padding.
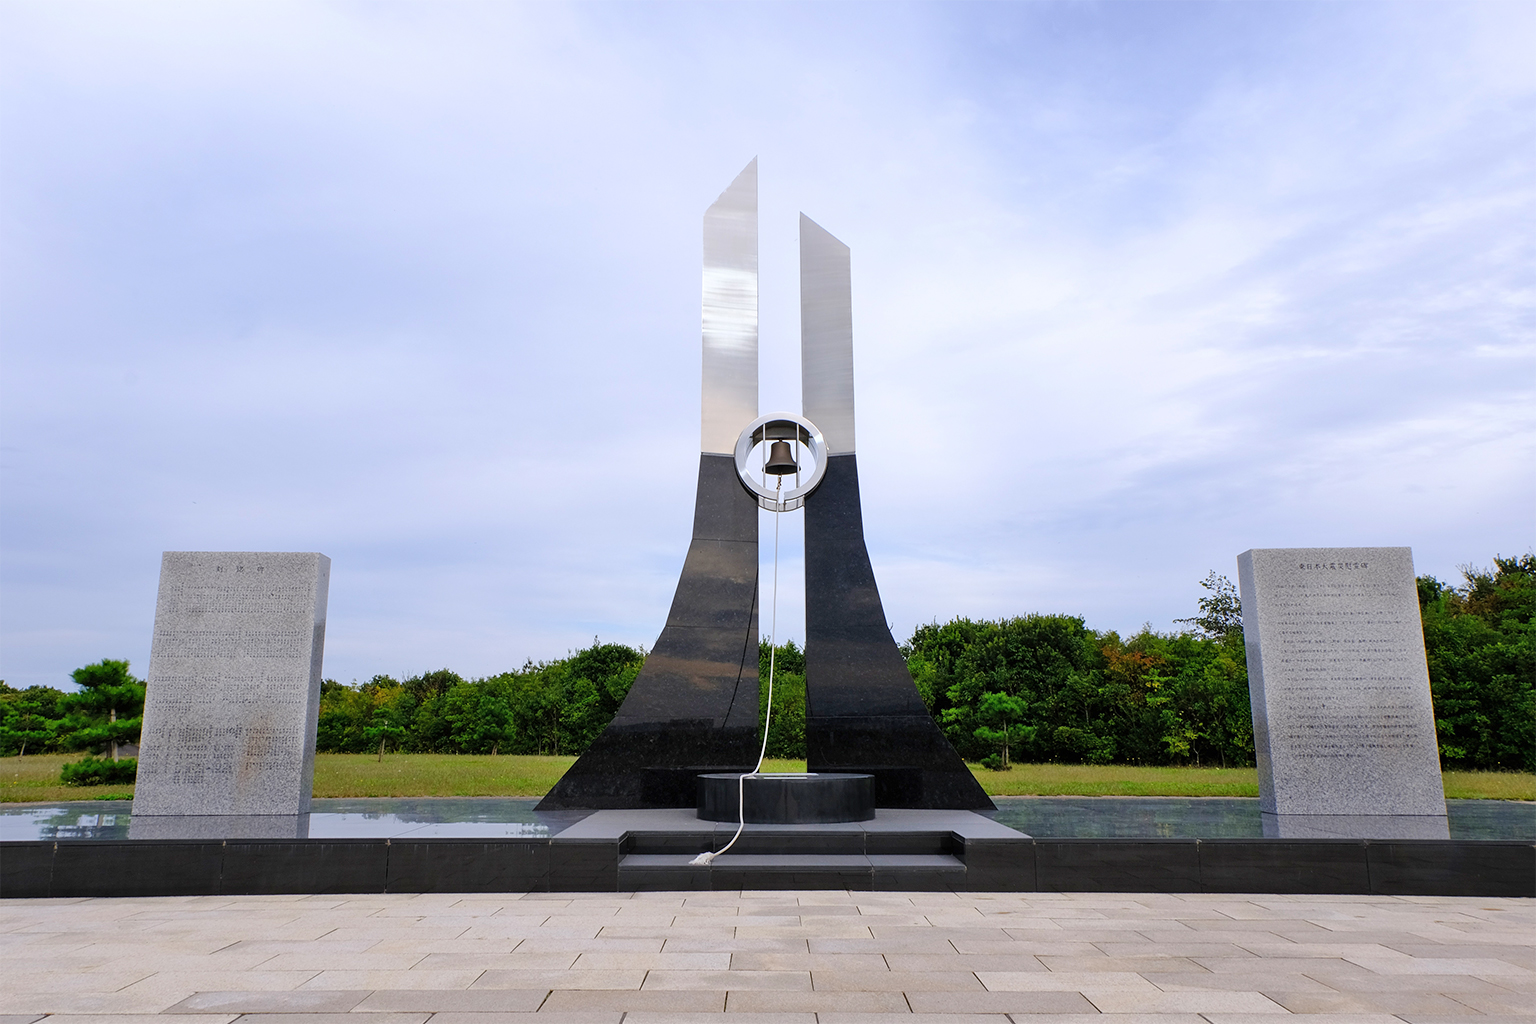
[3,837,1530,898]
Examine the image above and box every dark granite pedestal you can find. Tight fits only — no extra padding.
[697,773,874,823]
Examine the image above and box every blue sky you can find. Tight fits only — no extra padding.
[3,1,1532,689]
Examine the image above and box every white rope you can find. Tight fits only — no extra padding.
[691,476,783,866]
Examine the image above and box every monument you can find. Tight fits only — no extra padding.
[129,551,330,838]
[1238,547,1449,838]
[540,161,990,810]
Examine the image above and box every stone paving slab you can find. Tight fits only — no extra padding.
[1,892,1531,1021]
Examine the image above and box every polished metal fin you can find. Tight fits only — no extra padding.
[799,213,855,455]
[701,159,759,455]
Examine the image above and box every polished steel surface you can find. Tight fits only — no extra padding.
[701,159,759,455]
[733,412,828,511]
[799,214,856,455]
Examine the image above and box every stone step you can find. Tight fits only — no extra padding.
[617,851,966,891]
[625,831,952,857]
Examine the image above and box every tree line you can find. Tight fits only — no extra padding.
[4,555,1530,774]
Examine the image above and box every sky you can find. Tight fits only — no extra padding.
[2,1,1532,690]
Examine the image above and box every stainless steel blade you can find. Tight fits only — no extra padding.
[701,159,759,455]
[799,213,855,455]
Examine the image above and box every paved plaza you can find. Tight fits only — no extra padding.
[1,891,1531,1023]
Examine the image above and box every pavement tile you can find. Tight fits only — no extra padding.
[622,1015,815,1024]
[423,1014,620,1023]
[9,891,1535,1022]
[572,951,732,970]
[295,969,483,989]
[642,970,810,990]
[1093,942,1257,958]
[808,936,958,954]
[1086,991,1289,1013]
[817,1016,1012,1023]
[1344,953,1534,976]
[225,1015,429,1024]
[903,990,1098,1013]
[352,989,549,1011]
[0,971,152,994]
[252,952,425,971]
[1036,955,1207,973]
[1310,972,1520,994]
[1292,990,1500,1015]
[1437,989,1536,1014]
[977,971,1159,992]
[411,951,575,969]
[971,1017,1206,1024]
[162,990,372,1013]
[497,935,663,952]
[723,991,910,1012]
[468,969,644,990]
[810,970,985,991]
[1143,973,1337,993]
[955,940,1101,956]
[730,952,887,970]
[539,989,726,1011]
[1202,1017,1405,1024]
[34,1018,237,1024]
[112,976,314,994]
[665,936,808,953]
[879,953,1043,972]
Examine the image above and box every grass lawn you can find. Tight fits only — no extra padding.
[4,752,1531,802]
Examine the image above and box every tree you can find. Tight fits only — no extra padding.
[1175,572,1243,643]
[1419,554,1535,771]
[0,683,68,756]
[970,691,1032,769]
[58,660,144,760]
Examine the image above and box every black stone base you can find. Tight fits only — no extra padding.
[537,721,760,809]
[806,716,995,809]
[3,836,1531,898]
[697,773,875,823]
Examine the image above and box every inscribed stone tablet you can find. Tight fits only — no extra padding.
[1237,548,1446,837]
[132,552,330,817]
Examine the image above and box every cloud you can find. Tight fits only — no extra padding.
[2,1,1532,688]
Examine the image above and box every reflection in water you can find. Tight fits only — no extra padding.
[0,798,590,841]
[984,797,1535,840]
[0,796,1529,842]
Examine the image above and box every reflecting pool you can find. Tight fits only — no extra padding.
[1,796,1529,842]
[985,797,1535,840]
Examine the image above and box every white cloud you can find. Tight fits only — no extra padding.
[1,1,1531,688]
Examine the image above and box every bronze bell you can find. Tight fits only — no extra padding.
[764,439,799,475]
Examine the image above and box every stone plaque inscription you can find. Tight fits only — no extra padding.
[132,552,330,817]
[1237,547,1446,819]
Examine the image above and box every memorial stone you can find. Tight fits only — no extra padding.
[130,551,329,838]
[1238,547,1448,838]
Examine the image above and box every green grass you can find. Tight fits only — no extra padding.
[3,754,135,803]
[4,752,1530,802]
[1442,770,1536,801]
[969,762,1262,797]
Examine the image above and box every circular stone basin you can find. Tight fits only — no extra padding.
[697,773,875,824]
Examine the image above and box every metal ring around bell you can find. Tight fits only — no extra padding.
[733,413,828,512]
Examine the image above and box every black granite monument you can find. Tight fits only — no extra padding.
[539,165,991,811]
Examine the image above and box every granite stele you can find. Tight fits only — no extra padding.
[1238,547,1449,839]
[540,161,990,811]
[129,551,330,839]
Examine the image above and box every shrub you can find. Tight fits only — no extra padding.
[60,755,138,786]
